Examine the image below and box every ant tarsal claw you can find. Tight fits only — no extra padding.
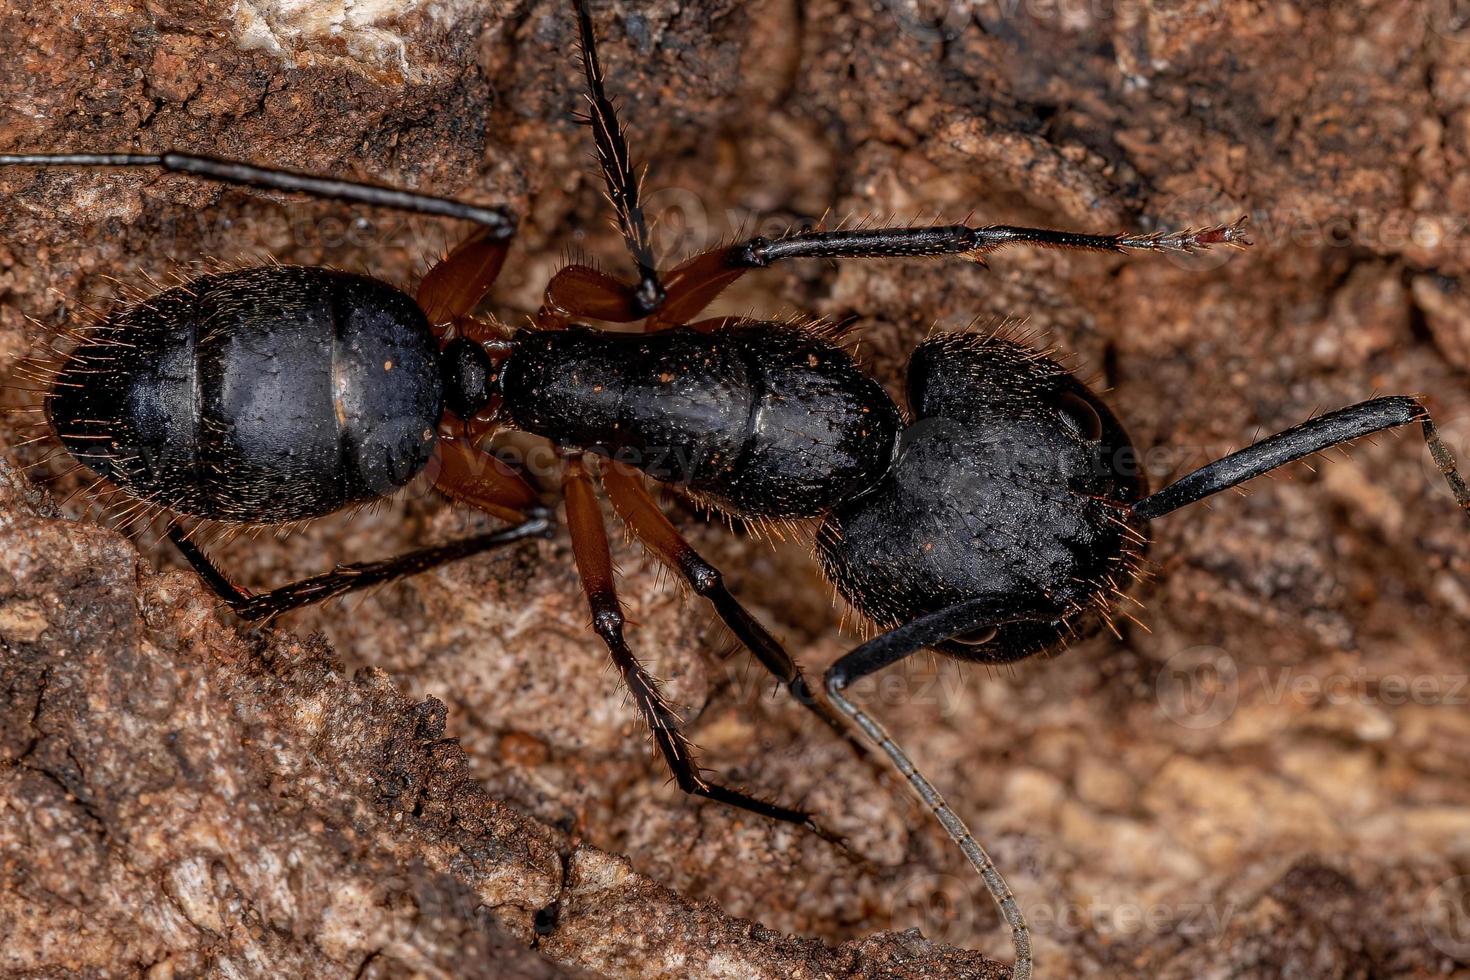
[1116,213,1254,253]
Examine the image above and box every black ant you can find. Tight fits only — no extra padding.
[4,3,1469,977]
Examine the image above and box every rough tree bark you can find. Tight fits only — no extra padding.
[2,0,1469,978]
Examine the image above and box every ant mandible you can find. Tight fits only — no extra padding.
[5,3,1469,977]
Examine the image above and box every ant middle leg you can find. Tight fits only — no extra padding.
[562,454,843,844]
[598,460,869,759]
[535,0,664,329]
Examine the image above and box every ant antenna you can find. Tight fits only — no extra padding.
[826,682,1034,979]
[824,596,1060,980]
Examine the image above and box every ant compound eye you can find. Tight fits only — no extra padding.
[951,626,998,647]
[1055,390,1104,442]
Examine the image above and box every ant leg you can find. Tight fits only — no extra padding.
[645,215,1253,328]
[564,0,664,317]
[418,226,512,328]
[1132,395,1470,521]
[536,264,647,329]
[430,430,546,524]
[824,596,1064,980]
[171,434,551,622]
[562,454,843,843]
[0,153,514,235]
[168,515,551,623]
[598,460,869,759]
[645,247,754,329]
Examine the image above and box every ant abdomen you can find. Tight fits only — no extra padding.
[502,321,902,517]
[47,266,441,525]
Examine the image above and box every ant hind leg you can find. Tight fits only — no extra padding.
[171,432,554,623]
[168,514,551,623]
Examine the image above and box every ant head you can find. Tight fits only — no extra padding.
[816,333,1149,664]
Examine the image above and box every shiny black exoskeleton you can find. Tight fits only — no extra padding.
[818,333,1148,663]
[13,3,1469,976]
[496,323,1150,662]
[48,252,1153,666]
[49,266,444,524]
[499,322,902,518]
[47,262,910,530]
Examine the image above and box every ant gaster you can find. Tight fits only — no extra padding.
[5,3,1469,977]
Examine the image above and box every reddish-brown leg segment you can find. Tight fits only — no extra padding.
[536,264,646,329]
[644,247,751,330]
[418,225,512,329]
[431,429,544,525]
[562,455,843,839]
[600,461,868,758]
[414,212,540,516]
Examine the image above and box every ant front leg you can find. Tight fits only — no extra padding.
[599,460,870,760]
[823,596,1066,980]
[562,455,844,844]
[644,215,1253,329]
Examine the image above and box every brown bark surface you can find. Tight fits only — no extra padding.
[3,1,1470,977]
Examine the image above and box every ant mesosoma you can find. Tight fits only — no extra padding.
[5,3,1469,977]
